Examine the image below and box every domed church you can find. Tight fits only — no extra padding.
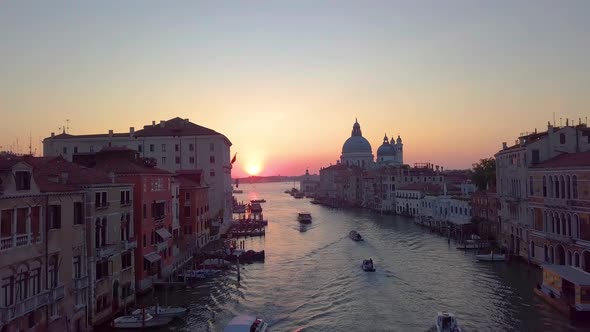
[340,119,404,168]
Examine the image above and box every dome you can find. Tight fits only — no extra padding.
[342,136,372,154]
[377,134,395,157]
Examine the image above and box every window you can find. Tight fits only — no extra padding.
[95,260,109,280]
[209,142,214,151]
[189,157,195,164]
[48,256,58,287]
[529,176,534,196]
[161,144,166,152]
[121,252,132,269]
[95,191,108,208]
[74,146,78,154]
[73,256,82,279]
[183,206,191,217]
[2,277,14,307]
[63,147,68,154]
[161,157,166,165]
[175,156,180,164]
[560,133,566,144]
[120,190,131,205]
[143,233,146,248]
[542,176,547,197]
[29,268,40,296]
[573,175,578,199]
[138,145,143,152]
[90,145,94,152]
[185,192,191,200]
[143,203,147,218]
[189,144,194,151]
[210,169,215,177]
[15,171,31,190]
[49,205,61,229]
[532,149,540,164]
[567,175,571,199]
[175,144,179,152]
[210,156,215,163]
[74,202,83,225]
[151,202,166,220]
[149,144,155,152]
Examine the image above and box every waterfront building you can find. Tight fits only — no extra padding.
[74,149,173,293]
[0,157,87,331]
[177,171,210,256]
[396,183,442,216]
[527,151,590,271]
[496,122,590,257]
[42,117,233,234]
[30,156,137,327]
[471,187,500,240]
[299,169,319,196]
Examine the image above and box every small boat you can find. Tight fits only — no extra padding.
[233,190,244,194]
[112,312,173,329]
[349,231,363,241]
[224,314,269,332]
[362,259,375,272]
[435,312,462,332]
[310,200,320,205]
[293,192,305,199]
[131,304,187,318]
[475,251,506,262]
[297,212,312,224]
[250,199,266,203]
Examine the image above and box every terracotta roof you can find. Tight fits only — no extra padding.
[0,159,21,171]
[45,132,130,140]
[321,164,350,172]
[93,158,170,175]
[135,117,230,142]
[531,151,590,169]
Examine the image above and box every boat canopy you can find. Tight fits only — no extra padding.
[156,228,172,241]
[543,264,590,286]
[144,252,162,263]
[224,314,257,332]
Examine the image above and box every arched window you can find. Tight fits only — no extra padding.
[567,251,572,265]
[529,176,534,196]
[530,241,535,258]
[555,176,560,198]
[561,213,566,235]
[101,217,107,246]
[574,214,580,239]
[567,214,572,237]
[560,133,566,144]
[542,176,547,197]
[566,175,571,199]
[95,218,101,248]
[575,252,580,267]
[556,214,561,235]
[544,245,549,262]
[548,176,553,197]
[560,175,565,200]
[573,175,578,199]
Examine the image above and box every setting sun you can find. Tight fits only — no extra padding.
[246,163,262,176]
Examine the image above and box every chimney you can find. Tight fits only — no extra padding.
[108,130,113,137]
[152,121,156,126]
[129,127,135,135]
[160,120,165,127]
[566,118,569,127]
[184,118,189,122]
[109,172,116,184]
[60,172,69,183]
[502,142,507,149]
[51,132,55,138]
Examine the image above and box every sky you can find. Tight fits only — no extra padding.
[1,1,589,178]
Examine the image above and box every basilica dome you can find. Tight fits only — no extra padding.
[342,136,372,154]
[376,134,396,157]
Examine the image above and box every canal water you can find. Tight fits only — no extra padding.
[137,182,590,331]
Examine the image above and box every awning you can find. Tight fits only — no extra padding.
[144,252,161,263]
[155,228,172,241]
[543,264,590,286]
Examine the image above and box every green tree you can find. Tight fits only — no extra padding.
[471,157,496,191]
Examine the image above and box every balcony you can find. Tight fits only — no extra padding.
[154,241,168,252]
[95,202,110,210]
[121,238,137,250]
[530,230,573,244]
[0,291,49,325]
[120,200,133,207]
[96,244,118,258]
[0,233,40,252]
[73,276,89,290]
[48,285,65,303]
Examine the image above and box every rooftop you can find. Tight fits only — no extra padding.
[531,151,590,169]
[543,264,590,286]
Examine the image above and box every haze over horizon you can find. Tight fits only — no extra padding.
[2,1,589,178]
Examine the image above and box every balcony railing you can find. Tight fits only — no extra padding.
[154,241,168,252]
[96,244,118,258]
[120,200,133,207]
[122,238,137,250]
[48,285,65,303]
[95,202,110,210]
[0,291,49,325]
[73,276,89,290]
[0,233,40,252]
[530,230,573,244]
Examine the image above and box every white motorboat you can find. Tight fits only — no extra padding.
[224,314,269,332]
[297,212,312,224]
[475,251,506,262]
[112,312,173,329]
[349,231,363,241]
[131,304,187,318]
[435,312,462,332]
[362,259,375,272]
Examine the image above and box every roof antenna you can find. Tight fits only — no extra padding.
[29,132,32,155]
[553,112,555,126]
[66,119,70,133]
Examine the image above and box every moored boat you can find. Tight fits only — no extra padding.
[435,312,462,332]
[131,304,187,318]
[297,212,312,224]
[475,251,506,262]
[349,231,363,241]
[293,192,305,199]
[362,259,375,272]
[250,199,266,203]
[224,314,269,332]
[112,312,173,329]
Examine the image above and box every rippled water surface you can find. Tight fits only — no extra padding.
[129,182,590,332]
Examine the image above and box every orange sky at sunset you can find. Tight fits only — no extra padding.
[1,2,589,178]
